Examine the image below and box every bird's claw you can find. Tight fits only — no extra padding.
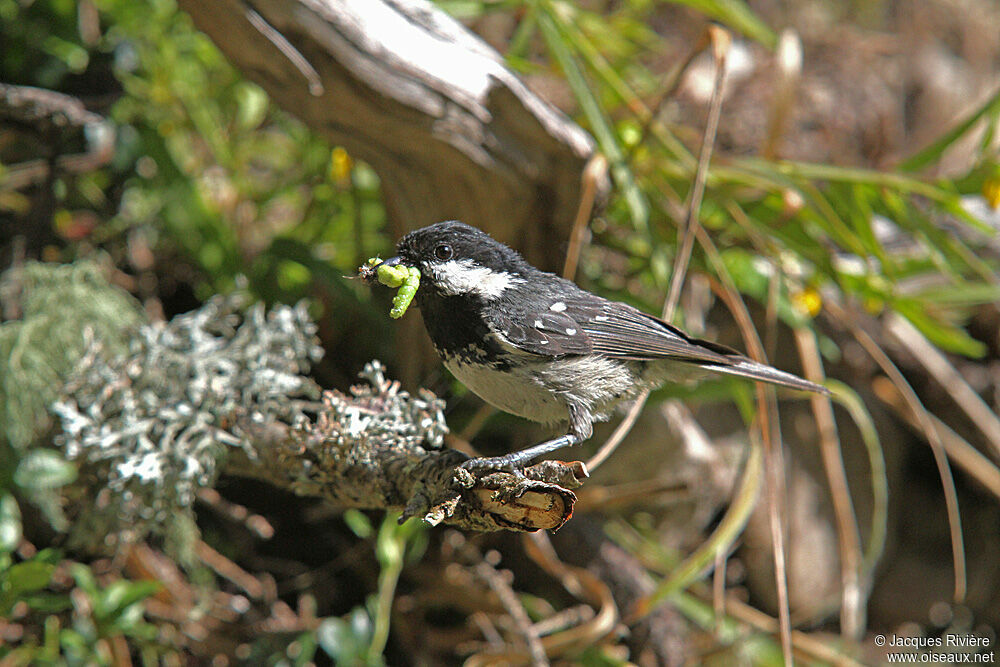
[458,455,529,477]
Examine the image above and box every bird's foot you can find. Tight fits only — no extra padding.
[456,434,580,476]
[458,453,530,475]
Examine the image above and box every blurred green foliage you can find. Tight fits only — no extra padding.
[319,511,429,666]
[2,0,389,306]
[2,0,999,663]
[501,0,999,360]
[100,0,389,304]
[1,546,163,665]
[0,260,143,540]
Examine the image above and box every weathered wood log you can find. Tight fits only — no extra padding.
[177,0,605,269]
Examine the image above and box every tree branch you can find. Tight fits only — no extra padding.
[228,386,587,532]
[44,285,585,538]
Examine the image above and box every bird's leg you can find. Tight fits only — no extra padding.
[458,433,580,473]
[458,401,593,473]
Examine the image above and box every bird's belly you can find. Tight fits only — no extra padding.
[443,355,639,425]
[443,359,567,424]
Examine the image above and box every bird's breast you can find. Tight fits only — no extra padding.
[442,356,567,424]
[418,294,501,359]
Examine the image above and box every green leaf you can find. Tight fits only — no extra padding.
[667,0,776,47]
[913,283,1000,306]
[893,299,987,358]
[0,494,21,554]
[343,509,373,539]
[23,591,74,613]
[70,562,99,597]
[538,7,649,230]
[95,579,161,622]
[899,87,1000,172]
[14,449,77,491]
[3,561,56,593]
[720,248,809,327]
[318,608,376,665]
[0,560,56,615]
[235,82,269,131]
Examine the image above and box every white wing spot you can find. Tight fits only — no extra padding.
[566,328,577,335]
[550,302,567,312]
[534,319,543,328]
[539,339,549,345]
[594,315,609,322]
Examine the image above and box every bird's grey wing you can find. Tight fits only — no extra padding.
[574,299,826,393]
[485,306,594,357]
[484,292,726,362]
[488,293,826,393]
[570,298,735,363]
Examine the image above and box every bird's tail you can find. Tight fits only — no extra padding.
[704,357,829,395]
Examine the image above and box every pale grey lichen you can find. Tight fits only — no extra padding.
[350,360,448,450]
[52,293,323,545]
[279,360,449,502]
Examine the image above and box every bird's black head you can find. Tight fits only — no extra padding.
[391,221,531,301]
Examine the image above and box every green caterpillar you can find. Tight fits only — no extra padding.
[361,258,420,319]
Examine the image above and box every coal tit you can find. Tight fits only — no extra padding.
[375,221,827,471]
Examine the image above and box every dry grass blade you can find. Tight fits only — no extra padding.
[574,476,688,511]
[885,313,1000,461]
[624,30,709,167]
[458,402,497,444]
[521,533,619,657]
[761,29,803,160]
[872,377,1000,501]
[663,25,731,321]
[715,278,795,667]
[194,539,267,600]
[586,390,649,470]
[713,548,727,623]
[243,5,323,96]
[794,327,865,640]
[827,302,967,602]
[587,24,730,472]
[717,593,867,667]
[562,154,608,280]
[629,431,763,616]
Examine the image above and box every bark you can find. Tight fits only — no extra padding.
[175,0,605,270]
[230,405,588,533]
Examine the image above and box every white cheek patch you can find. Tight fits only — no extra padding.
[431,258,523,298]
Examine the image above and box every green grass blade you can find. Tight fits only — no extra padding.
[538,7,649,229]
[899,86,1000,172]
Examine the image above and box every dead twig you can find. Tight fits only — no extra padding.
[473,552,548,667]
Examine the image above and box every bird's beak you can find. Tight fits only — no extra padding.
[374,256,404,269]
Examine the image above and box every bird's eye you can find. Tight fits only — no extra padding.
[433,243,453,261]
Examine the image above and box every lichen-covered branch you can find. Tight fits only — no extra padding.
[52,292,583,539]
[230,366,586,532]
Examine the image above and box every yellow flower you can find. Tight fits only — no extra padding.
[983,174,1000,210]
[330,147,353,186]
[791,286,822,318]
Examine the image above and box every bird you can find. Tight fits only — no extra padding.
[372,221,827,472]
